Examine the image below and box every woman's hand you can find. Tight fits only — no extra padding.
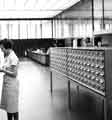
[0,65,18,77]
[3,65,18,77]
[0,68,4,72]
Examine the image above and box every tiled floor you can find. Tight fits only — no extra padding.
[0,58,111,120]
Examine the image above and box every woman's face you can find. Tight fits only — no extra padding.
[98,42,102,47]
[0,44,3,51]
[2,47,9,56]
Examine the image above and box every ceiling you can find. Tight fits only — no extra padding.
[0,0,80,18]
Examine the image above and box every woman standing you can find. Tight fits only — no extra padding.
[0,40,4,105]
[0,39,19,120]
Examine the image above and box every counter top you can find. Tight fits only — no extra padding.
[31,51,49,56]
[50,47,112,50]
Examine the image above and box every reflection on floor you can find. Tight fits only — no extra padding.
[0,58,111,120]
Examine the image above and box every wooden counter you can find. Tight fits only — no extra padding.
[27,51,49,66]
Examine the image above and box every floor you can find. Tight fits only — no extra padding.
[0,58,111,120]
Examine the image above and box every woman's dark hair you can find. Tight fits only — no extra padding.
[2,39,14,49]
[94,36,102,46]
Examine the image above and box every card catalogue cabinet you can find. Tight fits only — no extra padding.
[50,47,112,97]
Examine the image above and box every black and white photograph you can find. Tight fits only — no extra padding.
[0,0,112,120]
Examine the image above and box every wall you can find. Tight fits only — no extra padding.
[12,38,54,57]
[53,0,112,39]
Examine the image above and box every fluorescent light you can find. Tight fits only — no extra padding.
[0,0,80,18]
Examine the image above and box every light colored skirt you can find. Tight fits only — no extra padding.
[1,75,19,113]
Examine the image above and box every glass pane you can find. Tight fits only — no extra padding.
[36,22,41,38]
[0,21,8,39]
[20,21,27,39]
[42,21,52,38]
[9,21,19,39]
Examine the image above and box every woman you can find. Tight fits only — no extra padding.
[0,40,4,105]
[0,39,19,120]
